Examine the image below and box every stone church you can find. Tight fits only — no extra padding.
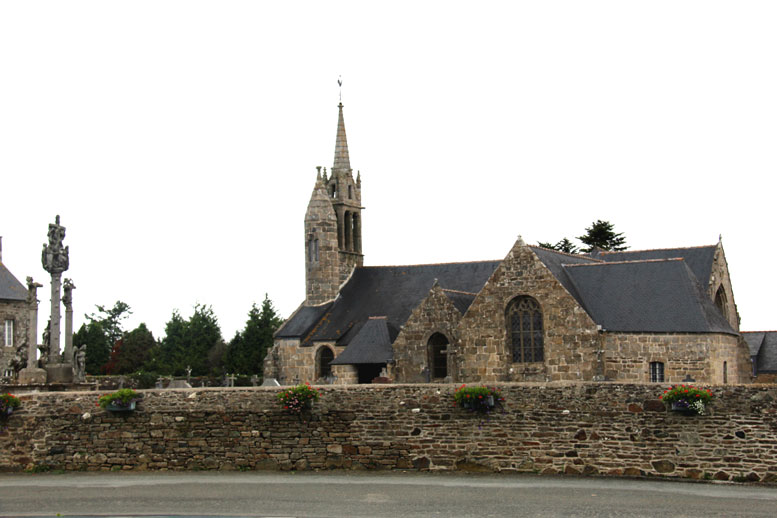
[264,103,753,386]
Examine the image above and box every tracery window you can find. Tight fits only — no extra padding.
[507,296,543,363]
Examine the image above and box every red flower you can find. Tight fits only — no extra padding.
[659,395,663,399]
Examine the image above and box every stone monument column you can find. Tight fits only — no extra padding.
[63,278,75,364]
[18,277,47,385]
[41,215,73,383]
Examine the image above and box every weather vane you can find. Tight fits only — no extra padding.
[338,75,342,102]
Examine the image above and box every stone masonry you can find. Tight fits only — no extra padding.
[3,383,777,484]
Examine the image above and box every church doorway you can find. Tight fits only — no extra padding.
[357,364,384,384]
[316,346,334,380]
[428,332,449,381]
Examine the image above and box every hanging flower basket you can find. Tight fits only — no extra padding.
[1,393,20,422]
[98,389,140,412]
[659,385,712,416]
[277,383,320,413]
[454,385,504,414]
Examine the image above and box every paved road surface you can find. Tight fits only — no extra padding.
[1,471,776,517]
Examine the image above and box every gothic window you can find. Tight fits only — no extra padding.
[507,296,543,363]
[714,286,728,321]
[649,361,664,382]
[428,332,449,380]
[3,320,13,347]
[352,214,361,253]
[344,211,352,251]
[316,346,334,380]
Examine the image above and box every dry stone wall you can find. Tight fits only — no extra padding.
[2,383,777,483]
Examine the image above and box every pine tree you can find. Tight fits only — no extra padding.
[577,220,628,252]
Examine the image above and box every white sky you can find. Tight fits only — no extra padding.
[1,1,775,344]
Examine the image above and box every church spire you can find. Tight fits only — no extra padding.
[333,102,351,171]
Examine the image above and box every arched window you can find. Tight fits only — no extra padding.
[329,182,337,198]
[316,346,334,380]
[715,286,728,321]
[507,296,544,363]
[427,332,449,380]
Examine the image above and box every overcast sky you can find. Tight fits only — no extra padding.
[1,1,775,345]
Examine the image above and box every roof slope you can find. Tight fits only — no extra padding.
[598,246,717,287]
[0,262,27,301]
[282,261,500,346]
[563,258,736,335]
[330,317,394,365]
[530,246,601,306]
[276,302,333,338]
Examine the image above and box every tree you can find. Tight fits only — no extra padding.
[156,305,223,376]
[103,323,156,375]
[86,301,132,346]
[538,238,579,254]
[225,295,283,376]
[577,220,628,252]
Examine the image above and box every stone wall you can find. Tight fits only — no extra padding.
[603,332,750,384]
[708,244,740,331]
[2,383,777,483]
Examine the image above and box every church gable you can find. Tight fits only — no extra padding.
[391,282,468,383]
[456,238,600,383]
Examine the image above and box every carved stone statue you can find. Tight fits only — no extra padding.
[10,340,28,373]
[26,276,43,304]
[39,319,51,366]
[41,215,69,274]
[73,345,86,382]
[63,278,76,309]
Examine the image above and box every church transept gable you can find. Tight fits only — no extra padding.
[455,238,600,383]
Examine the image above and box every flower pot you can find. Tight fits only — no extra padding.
[106,400,136,412]
[670,401,699,415]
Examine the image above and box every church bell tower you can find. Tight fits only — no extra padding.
[304,102,364,305]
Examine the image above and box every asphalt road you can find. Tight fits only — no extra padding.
[1,471,776,518]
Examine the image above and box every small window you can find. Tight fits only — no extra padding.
[314,238,319,262]
[649,361,664,382]
[3,320,13,347]
[348,185,353,199]
[723,361,728,384]
[3,369,13,377]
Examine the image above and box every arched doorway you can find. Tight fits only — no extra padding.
[428,332,449,381]
[316,346,334,380]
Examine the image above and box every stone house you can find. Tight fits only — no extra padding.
[0,238,29,379]
[264,104,753,386]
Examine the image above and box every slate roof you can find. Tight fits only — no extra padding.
[597,246,717,288]
[742,331,777,373]
[330,317,395,365]
[441,289,478,315]
[0,262,27,301]
[561,258,736,335]
[275,302,333,339]
[280,261,501,350]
